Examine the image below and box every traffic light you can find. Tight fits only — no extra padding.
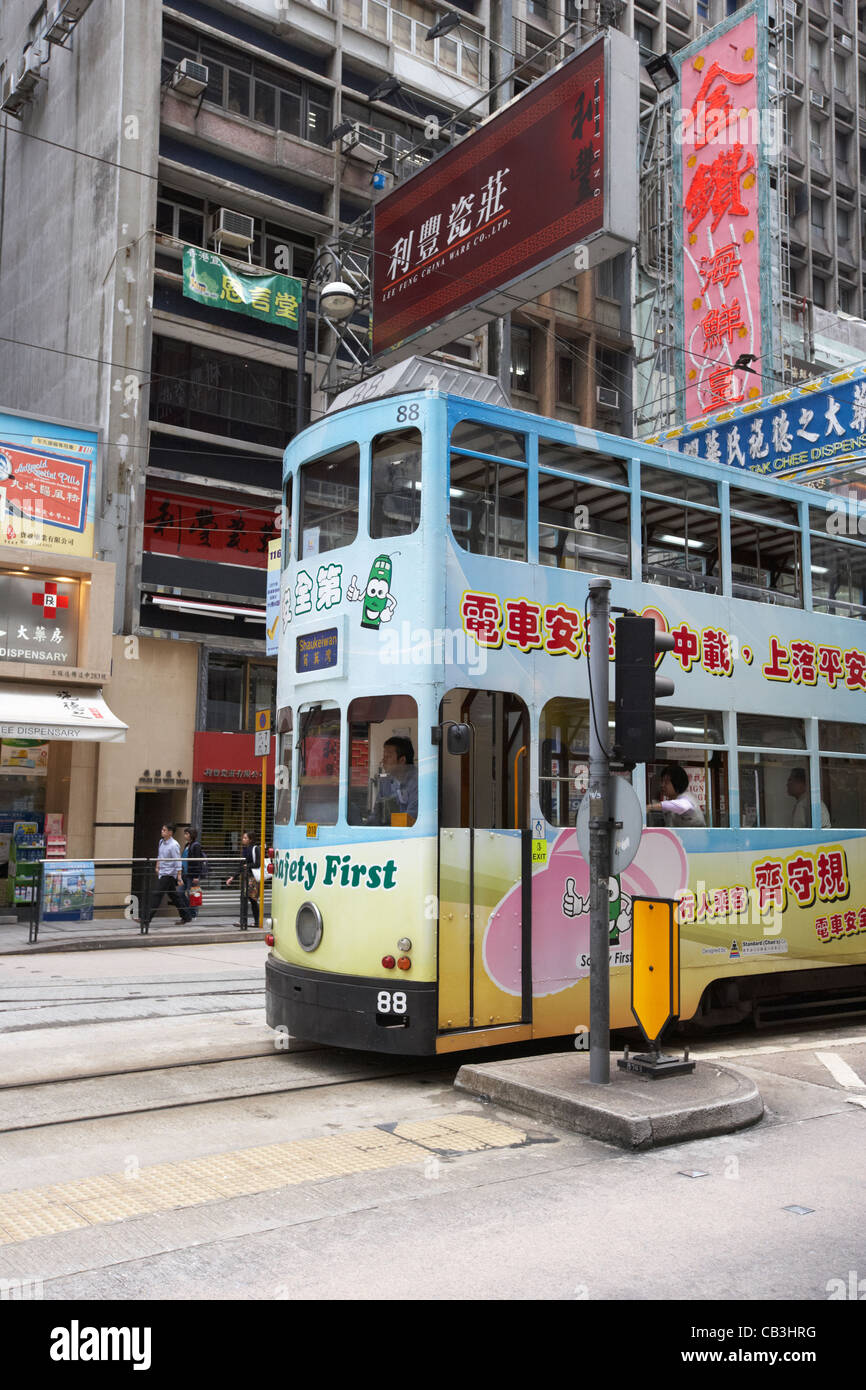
[614,615,676,765]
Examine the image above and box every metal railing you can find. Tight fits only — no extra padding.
[26,857,272,944]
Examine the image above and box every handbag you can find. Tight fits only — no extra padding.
[188,887,203,909]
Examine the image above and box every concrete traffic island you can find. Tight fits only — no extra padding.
[454,1051,764,1150]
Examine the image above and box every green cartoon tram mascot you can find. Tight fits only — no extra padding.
[562,873,632,946]
[347,554,397,630]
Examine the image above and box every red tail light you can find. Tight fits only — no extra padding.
[381,955,396,969]
[265,933,274,946]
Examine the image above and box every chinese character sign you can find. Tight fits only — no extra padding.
[676,8,768,421]
[266,538,281,657]
[648,365,866,476]
[0,574,80,667]
[0,411,97,559]
[144,490,278,569]
[373,37,609,356]
[182,248,302,331]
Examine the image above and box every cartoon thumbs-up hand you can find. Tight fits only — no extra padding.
[346,574,362,602]
[562,876,590,918]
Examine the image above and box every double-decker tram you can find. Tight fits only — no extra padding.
[266,365,866,1054]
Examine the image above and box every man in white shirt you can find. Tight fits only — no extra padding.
[787,768,831,829]
[154,823,193,923]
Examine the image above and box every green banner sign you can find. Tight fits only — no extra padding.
[182,246,302,330]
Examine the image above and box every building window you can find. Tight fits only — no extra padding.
[557,351,576,406]
[150,336,302,448]
[162,21,332,145]
[635,22,655,50]
[813,275,827,307]
[837,206,851,242]
[342,1,481,83]
[156,184,316,277]
[510,325,533,392]
[810,198,826,234]
[835,53,849,89]
[206,656,276,733]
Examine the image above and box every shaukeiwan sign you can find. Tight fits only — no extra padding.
[372,29,638,362]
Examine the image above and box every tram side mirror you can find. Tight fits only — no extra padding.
[446,724,471,757]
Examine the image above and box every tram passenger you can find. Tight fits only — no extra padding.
[787,767,831,829]
[371,737,418,826]
[649,763,706,828]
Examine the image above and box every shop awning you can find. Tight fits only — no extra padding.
[0,684,127,742]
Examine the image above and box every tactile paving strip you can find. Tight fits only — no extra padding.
[0,1114,527,1245]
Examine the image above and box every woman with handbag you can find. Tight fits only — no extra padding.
[181,826,205,920]
[226,831,260,914]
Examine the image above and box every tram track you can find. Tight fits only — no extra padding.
[0,1047,454,1136]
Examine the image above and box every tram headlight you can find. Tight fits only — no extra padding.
[296,902,323,953]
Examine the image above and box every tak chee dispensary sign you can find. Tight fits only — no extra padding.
[372,30,638,361]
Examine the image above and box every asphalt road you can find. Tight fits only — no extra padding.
[0,943,864,1312]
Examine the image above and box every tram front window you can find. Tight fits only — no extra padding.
[295,703,340,826]
[370,428,422,539]
[347,695,418,827]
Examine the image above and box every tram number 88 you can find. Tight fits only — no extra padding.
[377,991,407,1014]
[395,404,419,423]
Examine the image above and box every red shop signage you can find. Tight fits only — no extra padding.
[194,732,276,784]
[144,489,277,569]
[372,38,605,355]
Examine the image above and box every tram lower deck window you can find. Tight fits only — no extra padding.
[347,697,418,827]
[295,703,340,826]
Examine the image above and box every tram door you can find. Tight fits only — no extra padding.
[437,689,531,1031]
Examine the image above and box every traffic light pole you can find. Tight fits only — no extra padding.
[587,577,612,1085]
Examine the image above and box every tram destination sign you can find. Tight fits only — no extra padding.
[372,29,638,361]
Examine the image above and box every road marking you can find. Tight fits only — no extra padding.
[0,1113,527,1246]
[815,1052,866,1089]
[696,1032,866,1062]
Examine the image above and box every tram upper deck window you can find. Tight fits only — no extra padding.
[641,465,717,508]
[281,476,292,568]
[450,421,525,460]
[641,490,721,593]
[370,428,422,540]
[538,441,628,487]
[346,695,418,828]
[538,472,629,577]
[295,703,340,826]
[298,443,359,559]
[730,488,802,607]
[449,455,527,561]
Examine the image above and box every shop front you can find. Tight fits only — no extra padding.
[0,553,124,887]
[193,731,275,858]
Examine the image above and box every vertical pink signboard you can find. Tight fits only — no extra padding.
[680,12,763,423]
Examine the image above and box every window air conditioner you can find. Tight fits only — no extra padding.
[839,34,853,49]
[171,57,209,97]
[0,70,28,117]
[809,92,826,108]
[341,122,387,164]
[597,386,620,410]
[16,46,43,93]
[211,208,255,248]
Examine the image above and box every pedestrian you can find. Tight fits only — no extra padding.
[154,823,193,923]
[181,826,205,920]
[226,830,260,913]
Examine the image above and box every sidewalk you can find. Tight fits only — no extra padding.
[0,913,265,954]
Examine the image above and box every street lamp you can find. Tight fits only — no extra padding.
[646,53,678,94]
[296,258,359,434]
[368,76,402,104]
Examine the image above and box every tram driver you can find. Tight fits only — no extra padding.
[371,736,418,826]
